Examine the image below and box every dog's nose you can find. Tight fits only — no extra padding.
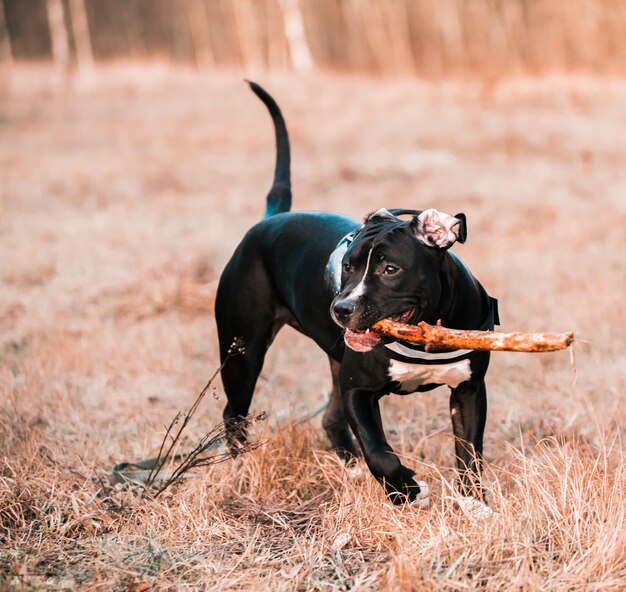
[333,299,356,323]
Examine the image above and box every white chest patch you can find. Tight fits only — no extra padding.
[388,358,472,392]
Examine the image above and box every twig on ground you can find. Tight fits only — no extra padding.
[152,413,266,497]
[140,338,264,497]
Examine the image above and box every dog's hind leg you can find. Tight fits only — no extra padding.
[322,358,361,461]
[219,329,274,452]
[216,257,281,453]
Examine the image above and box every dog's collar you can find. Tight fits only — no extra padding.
[325,231,355,295]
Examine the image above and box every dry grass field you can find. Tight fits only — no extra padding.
[1,66,625,590]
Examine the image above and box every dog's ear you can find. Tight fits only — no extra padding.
[413,209,467,249]
[364,208,398,223]
[453,212,467,243]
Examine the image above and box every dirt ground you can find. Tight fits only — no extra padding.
[1,66,625,590]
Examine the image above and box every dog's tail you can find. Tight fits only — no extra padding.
[247,81,292,217]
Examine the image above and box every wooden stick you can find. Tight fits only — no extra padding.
[371,319,574,353]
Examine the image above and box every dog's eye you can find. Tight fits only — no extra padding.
[342,262,351,273]
[383,265,399,275]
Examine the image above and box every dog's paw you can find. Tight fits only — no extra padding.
[331,531,351,551]
[345,463,366,480]
[340,458,366,480]
[457,496,495,521]
[413,480,430,509]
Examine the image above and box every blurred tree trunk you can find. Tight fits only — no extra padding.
[2,0,624,78]
[68,0,93,72]
[232,0,264,72]
[277,0,313,72]
[361,0,415,75]
[46,0,71,87]
[0,0,12,94]
[185,0,214,68]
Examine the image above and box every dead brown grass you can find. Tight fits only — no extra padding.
[1,66,625,590]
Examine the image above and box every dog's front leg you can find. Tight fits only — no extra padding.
[322,358,361,461]
[342,388,428,506]
[449,379,487,498]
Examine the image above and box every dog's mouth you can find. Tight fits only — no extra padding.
[343,327,383,352]
[389,307,416,324]
[344,307,416,352]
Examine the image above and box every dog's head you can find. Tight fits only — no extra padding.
[330,208,467,352]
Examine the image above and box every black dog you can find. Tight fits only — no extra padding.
[216,82,499,508]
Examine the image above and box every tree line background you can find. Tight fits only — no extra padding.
[1,0,626,77]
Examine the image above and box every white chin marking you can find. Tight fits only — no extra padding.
[414,480,430,509]
[457,496,495,521]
